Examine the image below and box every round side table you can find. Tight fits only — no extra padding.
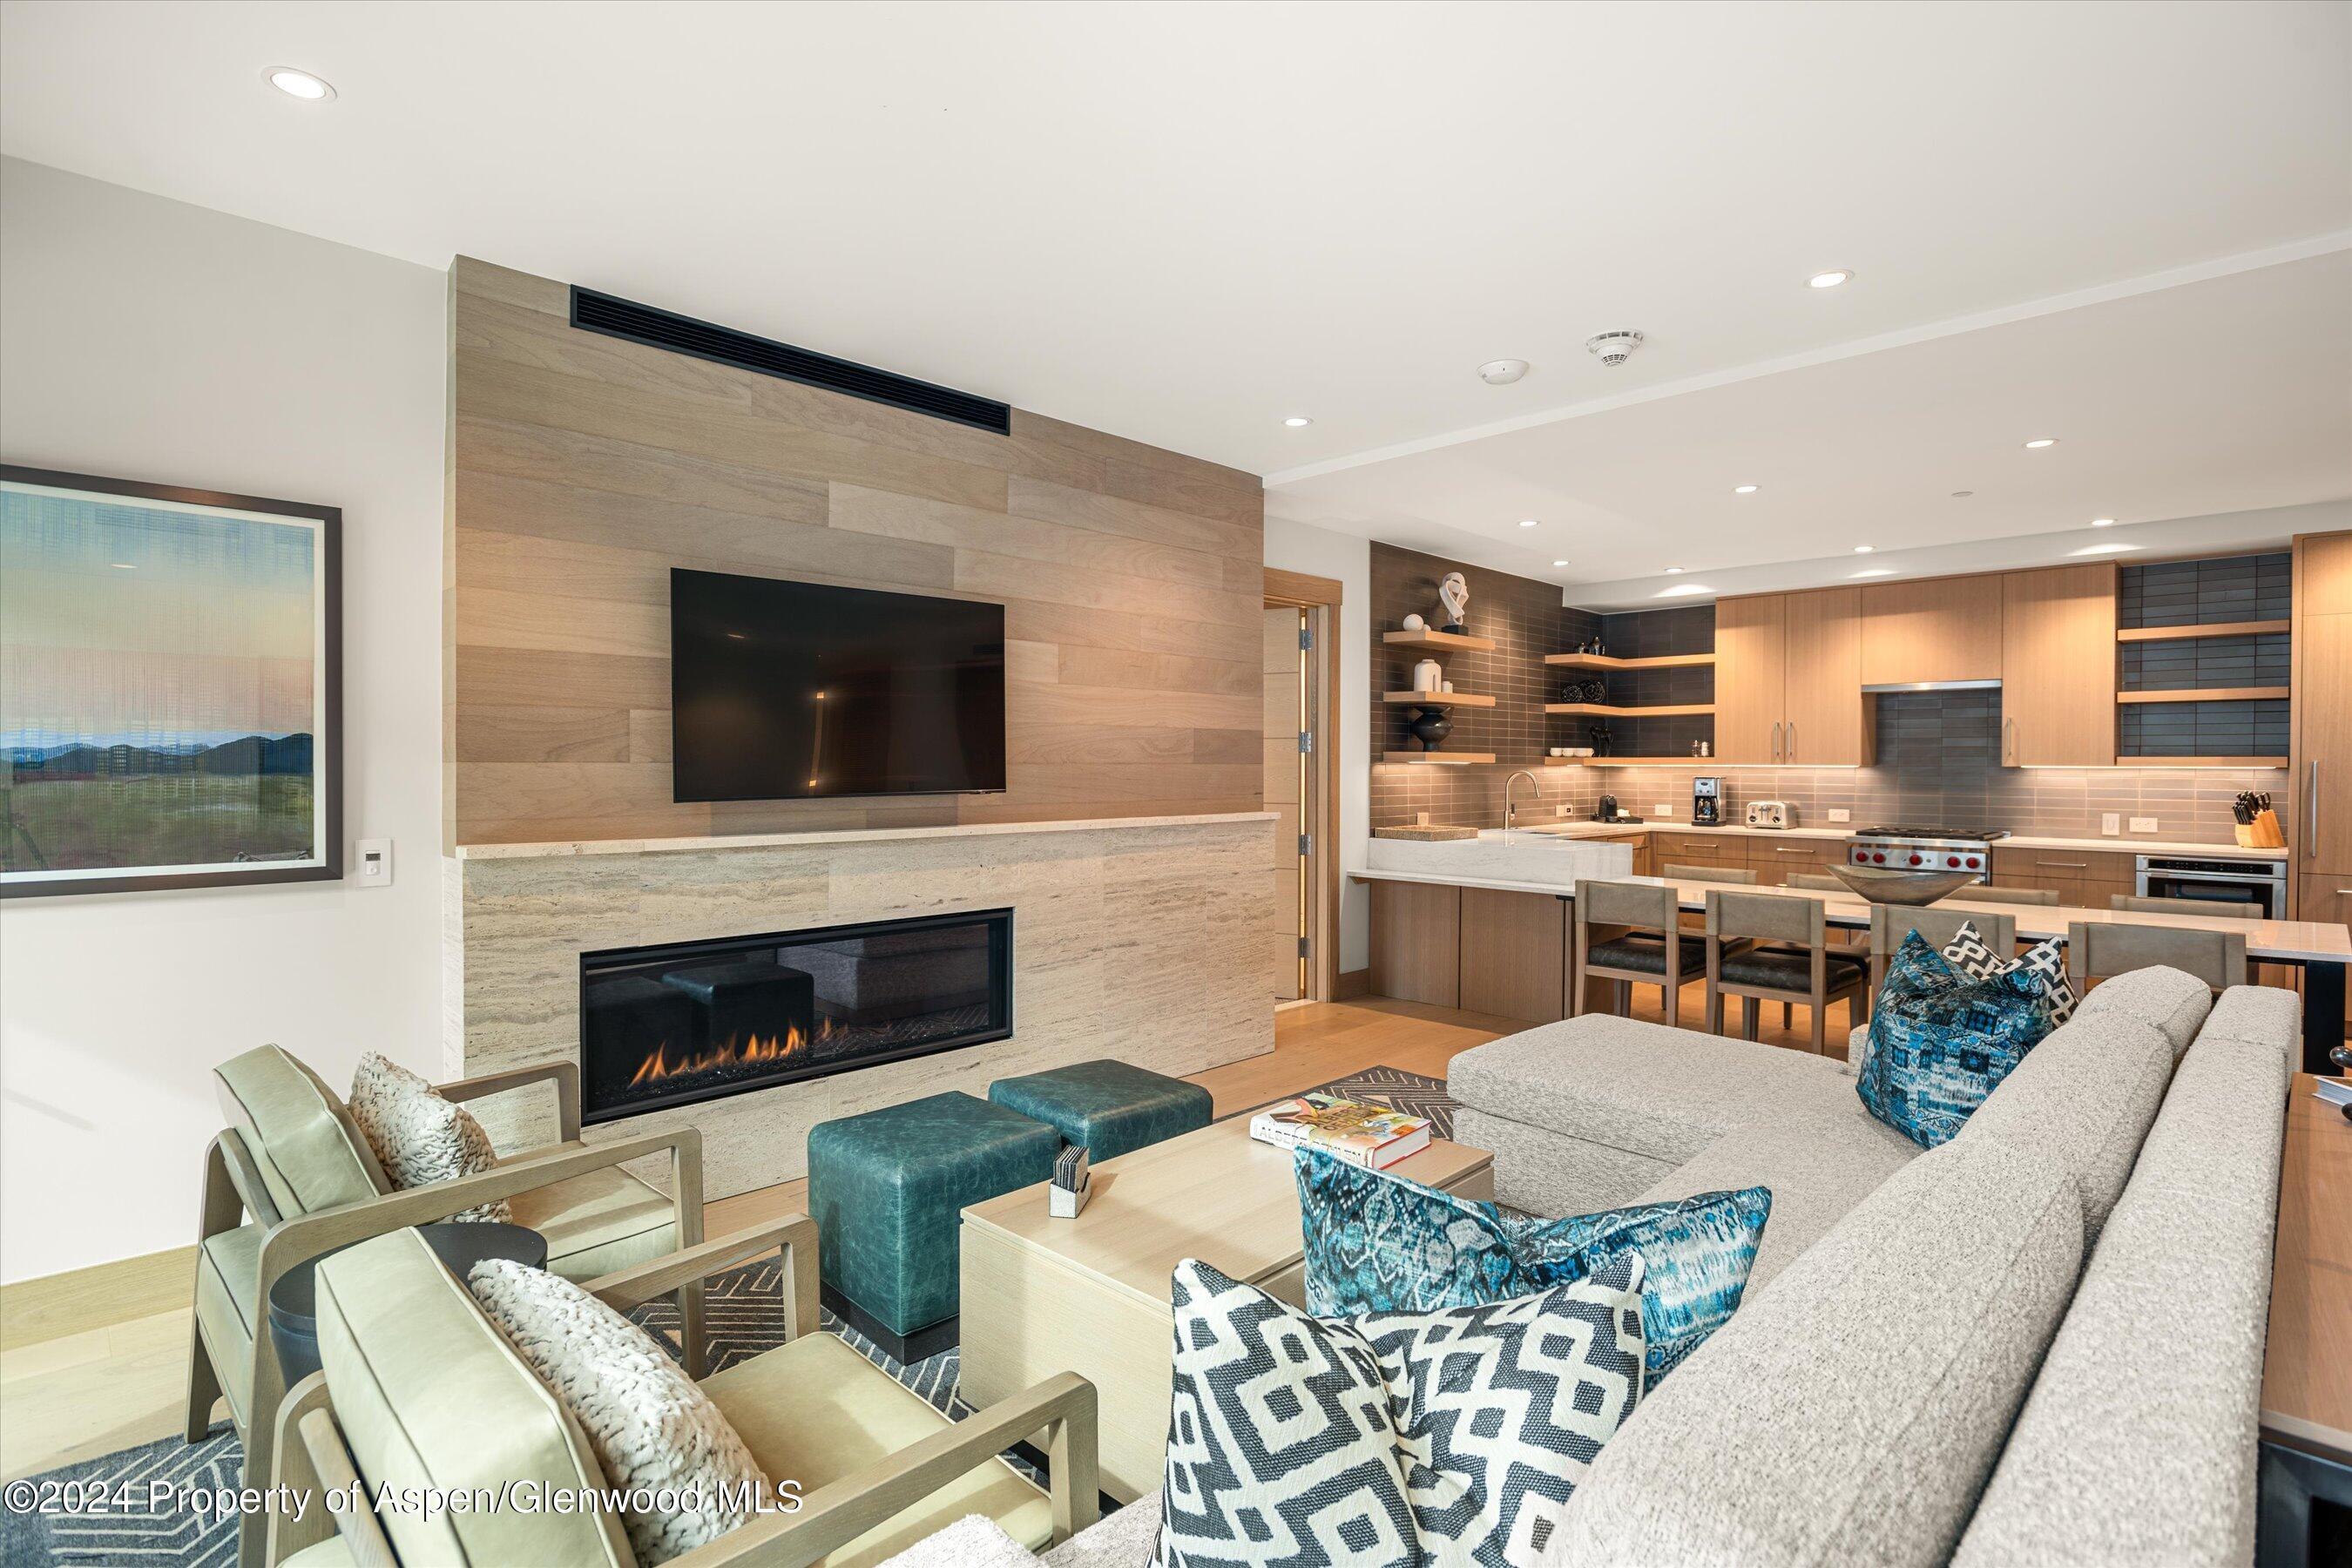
[267,1220,548,1388]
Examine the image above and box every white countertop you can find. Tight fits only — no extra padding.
[455,811,1277,861]
[1509,819,2287,862]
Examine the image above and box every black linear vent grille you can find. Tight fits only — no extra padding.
[570,287,1012,435]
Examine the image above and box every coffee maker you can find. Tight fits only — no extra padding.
[1692,775,1723,827]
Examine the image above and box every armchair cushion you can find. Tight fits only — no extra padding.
[469,1259,768,1565]
[348,1051,510,1222]
[508,1159,679,1281]
[700,1332,1051,1568]
[193,1222,264,1425]
[214,1044,383,1218]
[315,1230,631,1568]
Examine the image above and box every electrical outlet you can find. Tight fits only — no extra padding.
[1654,802,1674,816]
[1827,808,1851,824]
[1416,811,1429,828]
[2101,813,2121,835]
[2129,816,2159,834]
[1556,803,1569,816]
[355,837,393,888]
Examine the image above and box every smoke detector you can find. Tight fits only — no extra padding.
[1477,358,1531,385]
[1585,330,1645,367]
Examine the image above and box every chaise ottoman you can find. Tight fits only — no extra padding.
[987,1058,1213,1166]
[806,1091,1059,1361]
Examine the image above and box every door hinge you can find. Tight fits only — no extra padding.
[1298,730,1314,754]
[1297,935,1312,957]
[1299,626,1314,651]
[1298,833,1313,856]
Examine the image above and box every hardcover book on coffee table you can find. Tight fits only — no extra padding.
[1247,1093,1432,1169]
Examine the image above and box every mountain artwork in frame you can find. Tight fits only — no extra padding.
[0,465,341,897]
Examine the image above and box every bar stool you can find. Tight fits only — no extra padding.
[2068,919,2247,994]
[1703,889,1871,1052]
[1571,879,1745,1027]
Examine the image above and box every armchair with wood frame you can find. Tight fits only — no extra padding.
[264,1220,1102,1568]
[190,1044,707,1568]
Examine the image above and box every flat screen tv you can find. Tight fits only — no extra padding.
[670,569,1005,801]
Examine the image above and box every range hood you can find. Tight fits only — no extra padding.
[1862,678,2004,693]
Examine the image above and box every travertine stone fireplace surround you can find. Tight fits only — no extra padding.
[443,813,1275,1198]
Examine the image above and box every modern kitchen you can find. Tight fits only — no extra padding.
[1350,535,2352,1067]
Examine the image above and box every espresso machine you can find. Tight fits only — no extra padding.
[1692,775,1723,827]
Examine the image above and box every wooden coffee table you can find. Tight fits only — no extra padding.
[956,1115,1493,1501]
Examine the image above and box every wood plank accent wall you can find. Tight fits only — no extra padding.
[445,258,1267,847]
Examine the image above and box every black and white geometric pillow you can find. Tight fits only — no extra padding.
[1942,922,2078,1024]
[1159,1254,1646,1567]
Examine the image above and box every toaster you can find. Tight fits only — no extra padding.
[1745,800,1791,829]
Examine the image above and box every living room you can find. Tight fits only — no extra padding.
[0,3,2346,1566]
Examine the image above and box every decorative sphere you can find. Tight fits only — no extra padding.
[1402,613,1426,632]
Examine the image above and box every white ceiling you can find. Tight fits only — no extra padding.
[3,0,2349,592]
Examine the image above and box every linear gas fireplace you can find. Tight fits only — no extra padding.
[578,909,1013,1125]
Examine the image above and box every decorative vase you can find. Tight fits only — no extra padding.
[1408,706,1454,752]
[1412,658,1444,693]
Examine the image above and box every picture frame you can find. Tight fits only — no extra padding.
[0,464,342,897]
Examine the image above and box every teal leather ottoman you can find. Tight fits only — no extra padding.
[988,1058,1213,1166]
[805,1091,1058,1361]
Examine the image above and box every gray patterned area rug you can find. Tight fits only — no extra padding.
[1,1066,1447,1566]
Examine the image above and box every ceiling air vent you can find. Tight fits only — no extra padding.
[569,287,1012,436]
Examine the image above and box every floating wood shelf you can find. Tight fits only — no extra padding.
[1544,702,1717,718]
[1382,692,1497,708]
[1380,751,1497,765]
[2113,755,2290,768]
[1543,651,1717,670]
[2115,620,2290,643]
[1383,629,1497,652]
[1562,755,1717,767]
[2116,687,2290,704]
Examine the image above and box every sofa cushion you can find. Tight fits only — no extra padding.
[702,1331,1051,1567]
[1943,927,2079,1024]
[315,1229,631,1568]
[506,1160,679,1282]
[348,1051,511,1223]
[2197,983,2301,1069]
[1453,1106,1681,1218]
[1295,1147,1769,1383]
[1448,1015,1853,1167]
[2068,963,2212,1059]
[214,1044,384,1219]
[1631,1103,1920,1291]
[1956,1006,2175,1242]
[1542,1138,2085,1568]
[468,1258,769,1565]
[1952,1030,2291,1568]
[1164,1255,1646,1567]
[1858,933,2058,1149]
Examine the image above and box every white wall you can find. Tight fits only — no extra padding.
[1264,517,1372,976]
[0,159,447,1283]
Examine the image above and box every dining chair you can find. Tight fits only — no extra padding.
[1702,889,1870,1052]
[1663,862,1759,885]
[1964,885,2062,907]
[1571,879,1735,1027]
[2110,893,2260,919]
[2067,920,2248,994]
[1866,904,2017,991]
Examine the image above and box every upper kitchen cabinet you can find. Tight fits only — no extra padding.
[1713,588,1867,765]
[2299,530,2352,618]
[1714,592,1788,763]
[1860,575,2004,686]
[2000,564,2118,767]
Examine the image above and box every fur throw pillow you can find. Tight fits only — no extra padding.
[348,1051,510,1222]
[469,1260,769,1565]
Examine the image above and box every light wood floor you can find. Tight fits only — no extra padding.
[0,983,1845,1479]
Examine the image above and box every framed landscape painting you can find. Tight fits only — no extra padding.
[0,465,341,897]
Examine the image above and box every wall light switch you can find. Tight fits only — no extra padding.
[1655,803,1674,816]
[2101,813,2121,835]
[1416,811,1429,828]
[355,838,393,888]
[1827,808,1851,824]
[2128,816,2159,835]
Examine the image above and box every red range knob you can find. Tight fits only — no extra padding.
[1909,854,1923,866]
[1873,852,1887,863]
[1965,856,1980,869]
[1946,855,1961,868]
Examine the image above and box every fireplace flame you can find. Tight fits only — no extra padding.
[626,1024,808,1088]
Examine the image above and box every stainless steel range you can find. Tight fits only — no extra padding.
[1845,824,2011,879]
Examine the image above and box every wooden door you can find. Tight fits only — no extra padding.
[1263,605,1305,1000]
[1713,594,1787,764]
[1782,587,1866,765]
[2295,612,2352,875]
[1860,575,2004,686]
[2001,564,2117,767]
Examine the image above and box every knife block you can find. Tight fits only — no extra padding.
[2234,809,2285,849]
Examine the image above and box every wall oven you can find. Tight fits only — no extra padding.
[2134,855,2288,920]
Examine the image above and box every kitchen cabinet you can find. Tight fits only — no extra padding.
[1989,846,2135,909]
[1713,589,1867,766]
[2000,564,2118,767]
[1369,880,1459,1008]
[2293,610,2352,875]
[1457,888,1565,1024]
[1745,836,1840,885]
[2298,531,2352,618]
[1860,575,2004,686]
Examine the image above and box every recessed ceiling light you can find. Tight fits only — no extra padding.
[267,66,335,100]
[1664,566,1686,575]
[1733,484,1759,494]
[2090,517,2116,528]
[1518,518,1539,528]
[2023,437,2058,449]
[1283,416,1312,428]
[1853,544,1875,554]
[1851,568,1896,578]
[1551,559,1569,568]
[1808,270,1854,289]
[109,561,135,570]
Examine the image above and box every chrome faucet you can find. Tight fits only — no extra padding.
[1504,770,1540,838]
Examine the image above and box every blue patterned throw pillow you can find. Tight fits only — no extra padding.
[1294,1148,1770,1382]
[1858,929,2057,1149]
[1162,1254,1646,1567]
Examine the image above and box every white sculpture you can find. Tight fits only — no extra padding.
[1413,658,1444,693]
[1436,571,1470,633]
[1402,612,1427,632]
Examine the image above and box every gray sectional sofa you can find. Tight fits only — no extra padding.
[1451,967,2299,1566]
